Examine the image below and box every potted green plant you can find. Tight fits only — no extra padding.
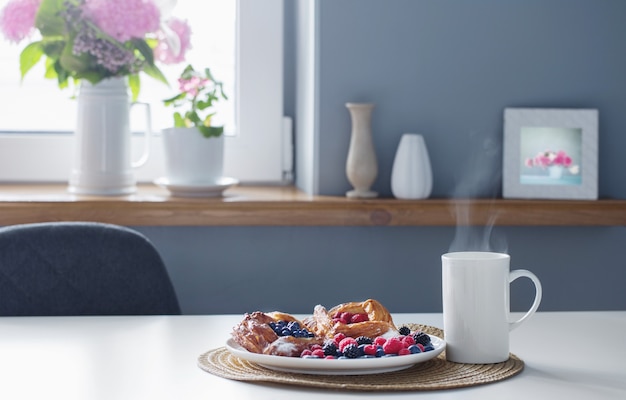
[160,64,230,188]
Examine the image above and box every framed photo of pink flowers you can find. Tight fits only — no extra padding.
[503,108,598,200]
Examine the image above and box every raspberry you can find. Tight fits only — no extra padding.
[402,335,415,347]
[363,344,378,356]
[350,313,369,323]
[300,349,312,357]
[398,326,411,336]
[398,348,411,356]
[413,332,431,346]
[311,349,325,358]
[338,337,358,352]
[382,337,403,354]
[374,336,387,346]
[339,312,352,324]
[334,333,346,342]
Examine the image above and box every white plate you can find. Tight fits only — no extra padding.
[154,177,239,198]
[225,336,445,375]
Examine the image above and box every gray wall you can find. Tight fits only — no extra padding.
[139,0,626,315]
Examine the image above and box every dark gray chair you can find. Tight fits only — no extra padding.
[0,221,181,316]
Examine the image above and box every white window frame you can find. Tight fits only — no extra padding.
[0,0,288,185]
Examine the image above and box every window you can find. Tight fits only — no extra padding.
[0,0,287,184]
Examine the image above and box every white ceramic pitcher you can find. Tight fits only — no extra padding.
[68,77,151,195]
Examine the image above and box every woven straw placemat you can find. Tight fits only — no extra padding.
[197,324,524,392]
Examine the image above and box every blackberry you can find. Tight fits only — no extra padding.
[398,326,411,336]
[322,342,339,356]
[355,336,373,345]
[342,343,361,359]
[413,331,431,346]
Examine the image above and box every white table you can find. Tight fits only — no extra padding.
[0,312,624,400]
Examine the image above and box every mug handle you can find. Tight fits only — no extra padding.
[130,102,152,168]
[508,269,542,331]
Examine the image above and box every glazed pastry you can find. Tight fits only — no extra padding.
[231,310,321,356]
[303,298,398,339]
[231,311,279,354]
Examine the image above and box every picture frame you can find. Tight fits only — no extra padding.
[502,108,598,200]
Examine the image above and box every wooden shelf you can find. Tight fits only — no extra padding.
[0,183,624,226]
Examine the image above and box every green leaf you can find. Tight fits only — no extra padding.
[198,125,224,138]
[44,57,58,79]
[41,37,65,58]
[163,92,186,106]
[128,74,140,101]
[35,0,67,36]
[132,38,155,65]
[59,36,93,75]
[19,42,44,80]
[142,63,169,85]
[196,99,213,110]
[173,112,186,127]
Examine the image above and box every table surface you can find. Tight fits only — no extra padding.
[0,311,624,400]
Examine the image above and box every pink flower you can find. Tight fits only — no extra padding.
[154,17,191,64]
[83,0,161,42]
[178,75,209,97]
[553,150,572,167]
[0,0,42,43]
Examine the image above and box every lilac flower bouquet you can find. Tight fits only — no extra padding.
[0,0,191,99]
[163,64,227,138]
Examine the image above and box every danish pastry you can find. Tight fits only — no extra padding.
[231,310,322,356]
[303,298,397,339]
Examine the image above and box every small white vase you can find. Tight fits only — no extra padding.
[345,103,378,198]
[391,133,433,199]
[162,127,224,184]
[68,77,151,196]
[549,165,564,179]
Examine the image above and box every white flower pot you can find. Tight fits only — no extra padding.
[391,133,433,199]
[162,127,224,184]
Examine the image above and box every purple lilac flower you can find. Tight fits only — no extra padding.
[83,0,160,43]
[72,30,139,74]
[0,0,42,43]
[60,0,140,75]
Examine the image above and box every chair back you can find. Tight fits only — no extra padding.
[0,222,181,316]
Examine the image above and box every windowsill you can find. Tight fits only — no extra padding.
[0,183,624,226]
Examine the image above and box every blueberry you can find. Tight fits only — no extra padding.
[280,328,291,336]
[408,344,421,354]
[424,345,435,352]
[375,348,386,357]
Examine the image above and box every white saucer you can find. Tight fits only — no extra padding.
[154,177,239,198]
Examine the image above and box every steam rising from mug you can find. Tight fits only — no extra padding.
[448,131,507,253]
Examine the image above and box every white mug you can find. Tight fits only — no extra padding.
[442,251,542,364]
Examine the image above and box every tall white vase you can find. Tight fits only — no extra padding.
[68,77,151,196]
[391,133,433,199]
[345,103,378,198]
